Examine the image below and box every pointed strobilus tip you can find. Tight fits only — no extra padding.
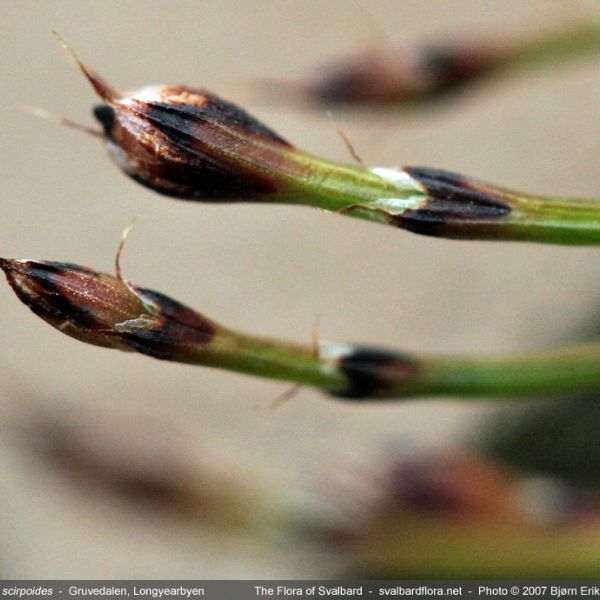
[2,256,220,361]
[0,258,36,282]
[52,39,300,203]
[1,258,148,350]
[86,78,298,202]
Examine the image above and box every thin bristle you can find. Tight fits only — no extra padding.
[115,220,137,282]
[52,31,118,101]
[22,105,102,138]
[326,111,365,166]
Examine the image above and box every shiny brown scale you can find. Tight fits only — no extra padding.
[92,81,293,201]
[0,259,217,358]
[0,259,143,349]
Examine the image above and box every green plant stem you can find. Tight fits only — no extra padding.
[199,335,600,400]
[275,153,600,244]
[418,342,600,397]
[508,20,600,70]
[214,131,600,244]
[87,68,600,245]
[6,259,600,401]
[353,516,600,578]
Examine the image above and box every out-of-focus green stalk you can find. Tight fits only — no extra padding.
[278,17,600,105]
[353,516,600,578]
[508,20,600,70]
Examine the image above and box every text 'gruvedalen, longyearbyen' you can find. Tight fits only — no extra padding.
[67,587,205,597]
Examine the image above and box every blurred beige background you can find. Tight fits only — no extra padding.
[2,0,600,579]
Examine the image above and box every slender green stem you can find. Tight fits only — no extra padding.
[176,326,600,399]
[419,342,600,398]
[201,336,600,400]
[503,194,600,244]
[84,69,600,244]
[278,156,600,244]
[353,516,600,578]
[507,20,600,70]
[181,327,349,391]
[6,258,600,401]
[276,155,425,214]
[219,132,600,244]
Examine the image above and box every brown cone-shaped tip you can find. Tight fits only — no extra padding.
[91,83,294,201]
[1,259,146,349]
[1,259,219,359]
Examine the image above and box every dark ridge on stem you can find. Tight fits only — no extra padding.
[399,166,512,238]
[332,346,420,399]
